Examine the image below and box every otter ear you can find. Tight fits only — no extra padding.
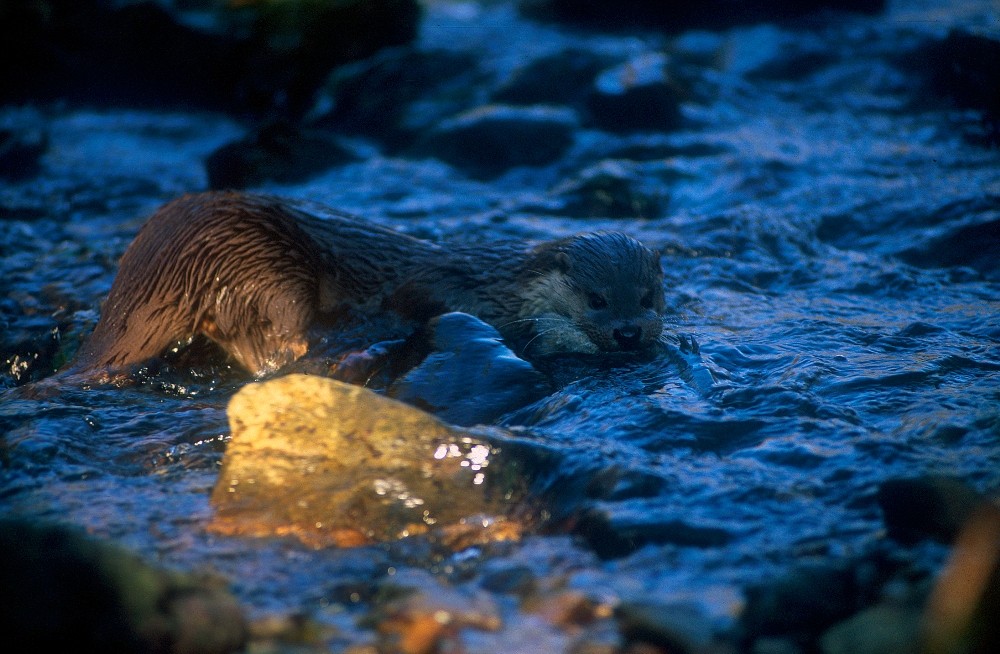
[554,251,572,273]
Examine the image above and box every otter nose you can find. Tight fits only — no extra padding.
[613,325,643,350]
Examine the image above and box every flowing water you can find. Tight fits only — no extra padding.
[2,0,999,649]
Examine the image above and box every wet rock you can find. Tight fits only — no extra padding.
[922,504,1000,654]
[877,476,984,544]
[584,465,666,501]
[210,374,527,548]
[315,47,483,151]
[519,0,886,33]
[364,569,502,654]
[898,218,1000,279]
[0,0,420,117]
[548,161,664,219]
[587,53,683,134]
[906,30,1000,141]
[493,48,613,107]
[412,104,577,179]
[205,121,356,189]
[572,505,733,559]
[0,519,247,654]
[388,312,551,426]
[741,564,860,646]
[818,604,921,654]
[0,127,47,181]
[615,601,715,653]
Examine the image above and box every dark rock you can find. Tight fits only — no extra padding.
[587,54,683,134]
[492,48,613,106]
[519,0,886,33]
[549,162,663,219]
[205,121,357,189]
[741,564,860,644]
[615,601,714,653]
[315,47,483,151]
[584,465,666,501]
[0,519,247,654]
[0,128,47,181]
[877,476,984,544]
[413,105,577,179]
[0,0,421,118]
[388,312,551,426]
[818,604,922,654]
[480,564,537,596]
[572,505,733,559]
[898,217,1000,278]
[906,30,1000,141]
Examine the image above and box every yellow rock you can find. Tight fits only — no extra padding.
[209,374,524,548]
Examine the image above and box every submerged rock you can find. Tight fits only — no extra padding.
[412,105,577,179]
[587,53,683,134]
[0,519,247,654]
[492,48,612,107]
[0,127,47,181]
[315,47,483,151]
[205,121,356,189]
[572,504,733,559]
[547,161,664,219]
[210,374,529,548]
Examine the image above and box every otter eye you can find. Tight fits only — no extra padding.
[588,292,608,310]
[640,290,656,309]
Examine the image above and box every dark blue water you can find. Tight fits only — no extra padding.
[2,0,999,649]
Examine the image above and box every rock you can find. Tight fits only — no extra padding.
[587,54,683,134]
[818,604,921,654]
[413,104,577,179]
[615,601,715,653]
[364,569,502,654]
[518,0,886,33]
[315,47,483,151]
[741,564,859,645]
[205,121,356,189]
[0,519,247,654]
[922,504,1000,654]
[388,312,551,426]
[0,0,421,117]
[876,476,984,544]
[572,505,733,559]
[0,128,47,181]
[492,48,613,107]
[209,374,528,548]
[906,30,1000,141]
[899,217,1000,278]
[548,161,664,219]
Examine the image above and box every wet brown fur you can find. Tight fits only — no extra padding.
[72,191,664,379]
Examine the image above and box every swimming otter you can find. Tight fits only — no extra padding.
[72,191,664,379]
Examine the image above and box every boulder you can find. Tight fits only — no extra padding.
[210,374,528,548]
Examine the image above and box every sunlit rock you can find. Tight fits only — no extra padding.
[210,374,527,548]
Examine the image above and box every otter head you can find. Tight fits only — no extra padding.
[518,232,664,356]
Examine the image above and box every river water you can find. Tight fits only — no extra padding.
[2,0,999,650]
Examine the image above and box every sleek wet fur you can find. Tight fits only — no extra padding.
[72,191,664,379]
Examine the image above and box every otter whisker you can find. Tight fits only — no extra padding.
[495,316,570,331]
[520,324,569,356]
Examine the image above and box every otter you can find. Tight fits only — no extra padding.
[71,191,664,380]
